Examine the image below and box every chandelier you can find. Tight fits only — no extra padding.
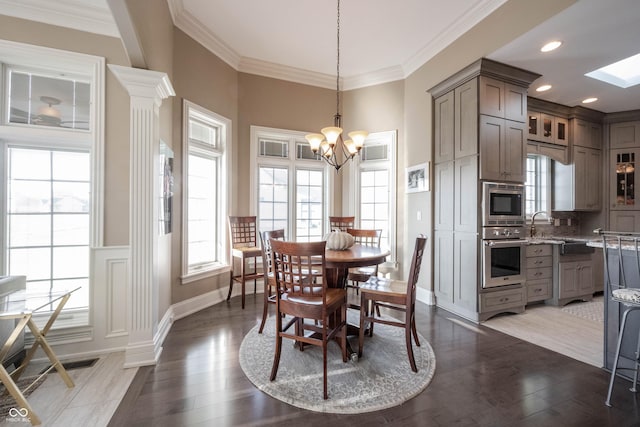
[305,0,368,172]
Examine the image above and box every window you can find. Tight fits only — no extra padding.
[251,127,330,241]
[181,101,228,282]
[353,131,396,257]
[525,154,550,218]
[0,40,104,326]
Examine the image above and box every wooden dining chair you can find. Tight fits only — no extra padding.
[346,228,382,294]
[227,216,264,309]
[257,229,285,333]
[358,235,427,372]
[269,239,348,400]
[329,216,355,232]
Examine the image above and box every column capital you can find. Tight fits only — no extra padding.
[108,64,175,101]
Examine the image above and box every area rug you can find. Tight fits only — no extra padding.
[561,297,604,323]
[239,312,436,414]
[0,374,47,416]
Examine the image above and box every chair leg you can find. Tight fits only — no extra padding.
[631,323,640,393]
[240,257,247,309]
[411,313,421,347]
[406,322,418,373]
[341,303,348,363]
[270,309,283,382]
[258,283,270,334]
[606,308,632,406]
[323,341,328,400]
[226,261,234,301]
[358,294,367,358]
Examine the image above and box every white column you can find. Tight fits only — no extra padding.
[108,65,175,367]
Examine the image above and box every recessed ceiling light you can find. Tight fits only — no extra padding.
[536,84,552,92]
[582,97,598,104]
[541,41,562,52]
[585,52,640,88]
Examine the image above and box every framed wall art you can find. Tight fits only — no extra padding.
[406,162,429,193]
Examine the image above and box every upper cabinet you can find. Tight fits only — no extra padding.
[434,91,454,163]
[611,121,640,149]
[480,116,526,183]
[571,118,602,149]
[479,76,527,123]
[527,111,568,146]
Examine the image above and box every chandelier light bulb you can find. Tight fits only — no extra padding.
[305,133,325,152]
[321,126,342,146]
[348,130,368,149]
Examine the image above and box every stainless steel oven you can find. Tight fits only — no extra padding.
[482,227,526,289]
[482,182,525,226]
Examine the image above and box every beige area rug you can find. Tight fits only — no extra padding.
[483,296,604,368]
[239,311,436,414]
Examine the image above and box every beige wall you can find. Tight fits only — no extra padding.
[170,28,239,303]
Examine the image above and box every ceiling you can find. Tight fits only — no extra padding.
[1,0,638,114]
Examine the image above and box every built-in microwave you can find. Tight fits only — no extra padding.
[482,182,525,226]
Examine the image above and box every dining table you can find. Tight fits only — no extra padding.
[324,243,391,289]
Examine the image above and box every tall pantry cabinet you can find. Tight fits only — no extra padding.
[430,58,539,322]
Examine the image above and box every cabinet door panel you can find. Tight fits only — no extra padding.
[434,92,455,163]
[504,120,526,182]
[609,211,640,232]
[610,121,640,149]
[504,83,527,123]
[454,231,478,312]
[479,115,503,181]
[559,262,579,298]
[434,230,454,303]
[434,161,454,230]
[454,156,478,232]
[479,76,504,118]
[455,79,478,158]
[610,148,639,209]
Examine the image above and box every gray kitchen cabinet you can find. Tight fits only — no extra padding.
[454,155,478,233]
[479,286,526,321]
[549,250,594,306]
[453,231,479,314]
[526,141,569,164]
[434,161,454,230]
[525,244,553,303]
[609,210,640,232]
[610,121,640,149]
[480,115,526,182]
[571,118,602,149]
[528,111,568,146]
[553,145,601,211]
[454,79,478,159]
[434,91,454,163]
[610,148,640,210]
[433,229,454,303]
[479,76,527,123]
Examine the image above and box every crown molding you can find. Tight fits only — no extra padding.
[0,0,119,37]
[343,66,405,91]
[238,57,336,89]
[168,0,240,70]
[403,0,508,77]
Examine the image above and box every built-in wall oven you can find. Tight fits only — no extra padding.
[481,182,527,289]
[482,227,527,288]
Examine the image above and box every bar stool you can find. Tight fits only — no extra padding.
[227,216,264,309]
[599,230,640,407]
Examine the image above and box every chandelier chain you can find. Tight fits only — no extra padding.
[335,0,340,119]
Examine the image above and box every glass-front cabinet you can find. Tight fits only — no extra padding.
[611,148,639,209]
[527,111,568,146]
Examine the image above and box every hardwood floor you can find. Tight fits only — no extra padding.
[109,293,640,426]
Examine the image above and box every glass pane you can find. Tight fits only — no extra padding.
[273,184,288,202]
[9,247,52,280]
[9,214,51,247]
[50,278,88,310]
[259,167,274,185]
[54,214,89,245]
[53,182,90,212]
[53,151,90,181]
[9,181,51,213]
[10,148,50,180]
[361,187,375,204]
[53,246,89,279]
[259,184,274,201]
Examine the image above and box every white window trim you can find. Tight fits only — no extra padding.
[347,130,397,261]
[526,154,551,221]
[250,125,334,239]
[180,100,230,283]
[0,40,105,330]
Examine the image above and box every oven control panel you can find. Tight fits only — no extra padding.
[482,226,524,240]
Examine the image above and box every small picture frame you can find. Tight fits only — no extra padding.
[406,162,429,193]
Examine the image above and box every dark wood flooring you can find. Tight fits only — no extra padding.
[109,293,640,426]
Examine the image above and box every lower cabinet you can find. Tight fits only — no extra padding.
[525,244,552,303]
[549,250,594,306]
[479,286,526,321]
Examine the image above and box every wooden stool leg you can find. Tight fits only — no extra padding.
[226,259,235,301]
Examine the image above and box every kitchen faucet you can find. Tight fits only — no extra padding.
[530,210,548,237]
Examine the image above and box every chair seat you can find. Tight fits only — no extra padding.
[232,246,262,258]
[360,277,408,298]
[612,288,640,305]
[284,288,346,307]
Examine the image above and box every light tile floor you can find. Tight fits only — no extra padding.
[0,352,136,427]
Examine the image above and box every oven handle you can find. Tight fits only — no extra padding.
[484,240,528,247]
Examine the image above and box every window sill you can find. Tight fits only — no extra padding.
[181,264,229,285]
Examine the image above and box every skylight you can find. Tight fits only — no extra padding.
[585,53,640,88]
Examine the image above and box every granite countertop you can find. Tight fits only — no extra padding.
[525,235,599,245]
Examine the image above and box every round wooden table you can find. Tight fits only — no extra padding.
[324,244,391,288]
